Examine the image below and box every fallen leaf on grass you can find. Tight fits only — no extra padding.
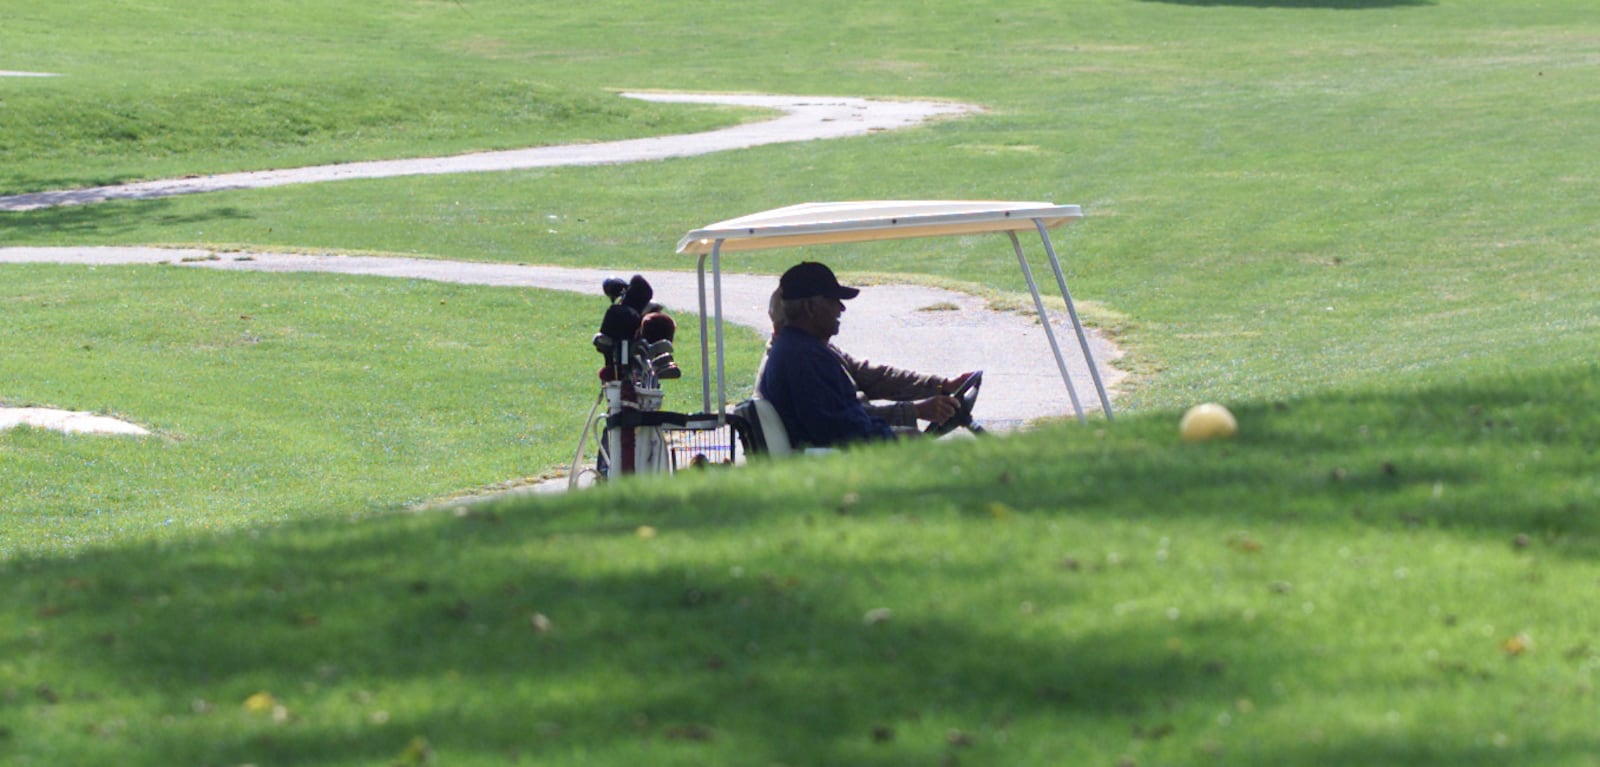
[243,691,276,713]
[1227,533,1263,553]
[396,735,434,764]
[663,723,716,742]
[1132,722,1175,740]
[529,613,553,633]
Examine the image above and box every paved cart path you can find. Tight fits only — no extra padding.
[1,91,1120,447]
[0,247,1122,433]
[0,92,978,211]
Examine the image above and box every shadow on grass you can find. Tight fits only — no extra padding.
[0,172,153,200]
[0,199,252,242]
[1139,0,1435,7]
[4,363,1596,763]
[3,510,1271,764]
[1223,737,1600,767]
[895,360,1600,556]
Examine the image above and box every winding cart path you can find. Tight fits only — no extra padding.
[2,92,1120,438]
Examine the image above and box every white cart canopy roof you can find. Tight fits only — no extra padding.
[675,200,1082,255]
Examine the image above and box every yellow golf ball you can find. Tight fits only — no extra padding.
[1180,403,1238,442]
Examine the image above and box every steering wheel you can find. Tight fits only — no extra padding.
[925,370,984,436]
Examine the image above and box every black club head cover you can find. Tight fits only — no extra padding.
[621,274,653,313]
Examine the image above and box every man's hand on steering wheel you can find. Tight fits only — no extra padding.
[941,371,979,395]
[925,370,984,436]
[913,394,959,424]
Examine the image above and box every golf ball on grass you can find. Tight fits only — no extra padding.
[1180,403,1238,442]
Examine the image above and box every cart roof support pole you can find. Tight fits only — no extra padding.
[712,242,728,419]
[694,239,730,423]
[1008,230,1087,424]
[695,250,713,414]
[1034,219,1115,421]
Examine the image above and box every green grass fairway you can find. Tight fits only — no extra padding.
[0,262,764,559]
[2,0,1598,764]
[5,365,1598,765]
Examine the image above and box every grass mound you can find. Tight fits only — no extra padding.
[4,364,1595,765]
[4,0,1599,762]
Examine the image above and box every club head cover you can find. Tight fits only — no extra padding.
[621,274,653,313]
[639,311,676,343]
[598,304,642,353]
[601,277,628,303]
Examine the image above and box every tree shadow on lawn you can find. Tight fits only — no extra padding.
[7,513,1275,765]
[1220,734,1600,767]
[9,455,1594,764]
[0,172,152,201]
[929,361,1600,557]
[0,198,251,243]
[1141,0,1434,7]
[5,364,1596,762]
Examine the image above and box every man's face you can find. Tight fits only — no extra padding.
[814,296,845,339]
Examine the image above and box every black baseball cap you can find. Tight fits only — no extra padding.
[779,262,860,301]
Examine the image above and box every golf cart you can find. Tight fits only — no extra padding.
[568,200,1112,487]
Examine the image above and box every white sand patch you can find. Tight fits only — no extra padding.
[0,407,150,436]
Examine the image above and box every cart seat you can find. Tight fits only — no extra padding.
[732,398,793,457]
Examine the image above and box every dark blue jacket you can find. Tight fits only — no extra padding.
[758,327,894,447]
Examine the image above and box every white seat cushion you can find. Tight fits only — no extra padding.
[749,398,792,456]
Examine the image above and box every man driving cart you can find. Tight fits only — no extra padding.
[759,261,980,448]
[765,285,975,434]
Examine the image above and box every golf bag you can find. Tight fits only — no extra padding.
[568,275,751,487]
